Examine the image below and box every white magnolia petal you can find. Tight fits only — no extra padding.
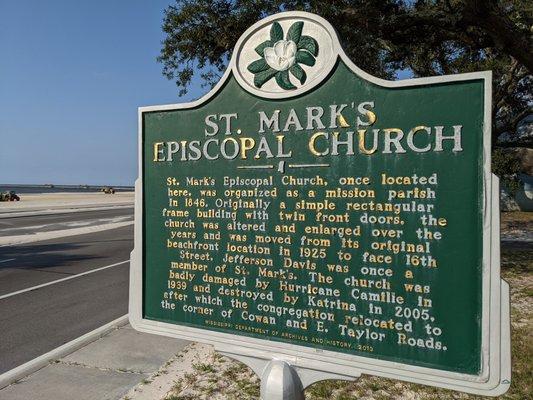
[278,60,289,70]
[273,40,286,57]
[264,47,278,70]
[263,40,298,71]
[286,41,297,57]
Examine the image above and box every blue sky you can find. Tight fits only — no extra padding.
[0,0,205,186]
[0,1,413,186]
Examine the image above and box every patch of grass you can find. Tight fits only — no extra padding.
[235,378,260,398]
[222,362,247,381]
[306,379,347,399]
[506,319,533,398]
[165,395,195,400]
[192,362,216,373]
[522,287,533,297]
[222,367,238,381]
[500,211,533,224]
[501,248,533,274]
[183,372,196,385]
[170,378,183,393]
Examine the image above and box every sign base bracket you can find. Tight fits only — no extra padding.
[216,346,358,399]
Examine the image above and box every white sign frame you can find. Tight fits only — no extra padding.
[130,11,511,396]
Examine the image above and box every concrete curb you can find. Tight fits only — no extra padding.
[0,221,134,247]
[0,315,128,390]
[0,204,133,219]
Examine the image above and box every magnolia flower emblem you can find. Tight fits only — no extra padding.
[247,21,319,90]
[264,40,297,71]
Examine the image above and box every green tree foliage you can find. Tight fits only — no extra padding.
[493,148,523,193]
[158,0,532,147]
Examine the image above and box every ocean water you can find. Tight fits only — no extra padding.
[0,184,134,194]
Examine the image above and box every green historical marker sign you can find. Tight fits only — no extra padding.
[130,11,510,396]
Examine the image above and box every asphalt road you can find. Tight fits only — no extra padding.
[0,224,133,374]
[0,207,133,237]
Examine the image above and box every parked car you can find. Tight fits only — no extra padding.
[101,187,116,194]
[0,191,20,201]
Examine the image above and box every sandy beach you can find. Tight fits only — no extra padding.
[0,192,134,214]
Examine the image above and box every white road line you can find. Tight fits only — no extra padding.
[0,260,129,301]
[0,224,48,232]
[0,258,15,264]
